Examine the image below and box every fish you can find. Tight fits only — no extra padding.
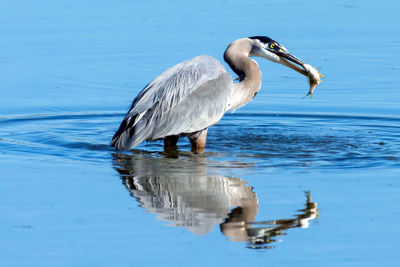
[303,63,324,96]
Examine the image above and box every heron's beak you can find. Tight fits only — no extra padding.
[276,50,325,95]
[277,52,308,76]
[255,45,322,78]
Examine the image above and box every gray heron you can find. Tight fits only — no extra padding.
[112,36,317,151]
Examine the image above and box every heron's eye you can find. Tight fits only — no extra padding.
[270,43,275,49]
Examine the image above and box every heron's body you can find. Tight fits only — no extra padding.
[112,36,316,151]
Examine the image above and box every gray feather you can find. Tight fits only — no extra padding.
[111,55,232,150]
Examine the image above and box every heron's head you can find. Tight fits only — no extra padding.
[248,36,309,76]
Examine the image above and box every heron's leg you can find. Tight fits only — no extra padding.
[188,128,208,150]
[164,135,179,149]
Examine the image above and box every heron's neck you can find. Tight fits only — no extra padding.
[224,39,262,110]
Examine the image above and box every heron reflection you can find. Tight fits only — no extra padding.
[112,152,318,249]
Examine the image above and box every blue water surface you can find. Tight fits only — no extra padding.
[1,1,400,266]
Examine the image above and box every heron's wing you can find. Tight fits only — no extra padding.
[111,55,232,150]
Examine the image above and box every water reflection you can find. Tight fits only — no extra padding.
[112,151,318,249]
[221,192,317,249]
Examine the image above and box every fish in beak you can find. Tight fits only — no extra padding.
[278,51,324,96]
[249,36,324,95]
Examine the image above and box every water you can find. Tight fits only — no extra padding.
[1,0,400,266]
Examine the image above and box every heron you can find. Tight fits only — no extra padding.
[111,36,317,151]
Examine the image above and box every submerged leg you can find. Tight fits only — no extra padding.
[188,128,208,151]
[163,135,179,149]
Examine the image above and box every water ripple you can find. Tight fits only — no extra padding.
[1,111,399,169]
